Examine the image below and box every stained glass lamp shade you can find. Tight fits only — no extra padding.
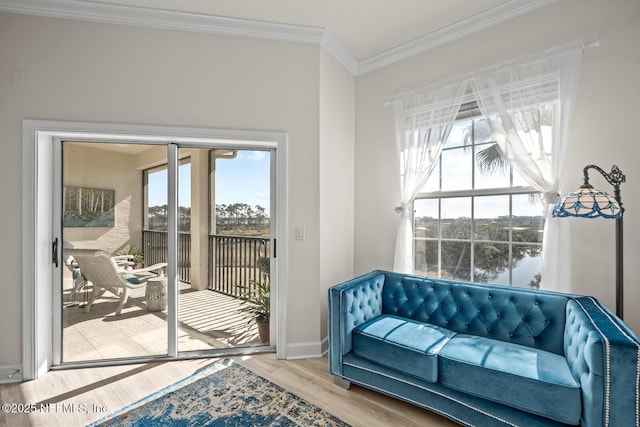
[552,164,626,318]
[552,186,622,219]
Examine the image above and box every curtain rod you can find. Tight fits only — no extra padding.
[385,37,600,106]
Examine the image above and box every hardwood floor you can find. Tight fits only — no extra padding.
[0,354,458,427]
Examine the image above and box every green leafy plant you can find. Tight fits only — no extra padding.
[238,279,270,324]
[528,273,542,290]
[256,256,270,275]
[120,246,144,265]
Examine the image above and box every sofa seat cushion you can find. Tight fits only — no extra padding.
[352,315,456,383]
[438,334,581,425]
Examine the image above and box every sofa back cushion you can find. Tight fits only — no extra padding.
[381,272,568,355]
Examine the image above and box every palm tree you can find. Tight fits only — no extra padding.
[476,143,509,175]
[461,118,510,176]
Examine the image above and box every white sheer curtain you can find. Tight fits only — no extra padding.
[468,40,585,289]
[391,81,467,273]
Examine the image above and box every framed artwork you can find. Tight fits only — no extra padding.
[63,186,115,227]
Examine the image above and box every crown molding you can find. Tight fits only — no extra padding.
[0,0,362,72]
[0,0,325,44]
[321,31,358,75]
[0,0,557,77]
[356,0,559,75]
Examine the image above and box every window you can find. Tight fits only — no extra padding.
[143,159,192,232]
[413,117,546,288]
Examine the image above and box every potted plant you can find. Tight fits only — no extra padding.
[238,279,270,344]
[118,246,144,269]
[256,256,270,276]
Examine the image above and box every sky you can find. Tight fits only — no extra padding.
[147,150,271,214]
[214,150,271,212]
[412,117,550,219]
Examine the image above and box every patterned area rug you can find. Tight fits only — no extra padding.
[88,358,350,426]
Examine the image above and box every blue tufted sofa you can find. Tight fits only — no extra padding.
[328,270,640,426]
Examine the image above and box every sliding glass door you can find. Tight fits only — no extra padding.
[59,140,275,365]
[173,147,273,352]
[61,141,169,362]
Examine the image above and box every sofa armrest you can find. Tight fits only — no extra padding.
[328,271,385,376]
[564,298,640,427]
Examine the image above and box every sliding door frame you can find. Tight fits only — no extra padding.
[22,120,288,380]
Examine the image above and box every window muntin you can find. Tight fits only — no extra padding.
[413,116,546,288]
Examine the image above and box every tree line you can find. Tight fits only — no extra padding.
[147,203,269,232]
[215,203,268,230]
[414,215,543,286]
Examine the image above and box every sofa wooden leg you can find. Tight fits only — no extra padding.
[333,376,351,389]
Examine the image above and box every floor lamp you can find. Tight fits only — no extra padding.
[552,164,626,318]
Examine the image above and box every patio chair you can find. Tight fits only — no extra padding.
[62,242,90,306]
[64,248,167,316]
[63,253,86,305]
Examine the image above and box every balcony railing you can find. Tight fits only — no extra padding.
[143,231,192,283]
[210,234,269,297]
[142,230,269,297]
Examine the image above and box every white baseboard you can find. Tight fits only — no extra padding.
[320,336,328,355]
[0,365,23,383]
[286,336,328,360]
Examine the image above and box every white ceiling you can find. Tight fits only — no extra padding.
[80,0,509,60]
[0,0,557,74]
